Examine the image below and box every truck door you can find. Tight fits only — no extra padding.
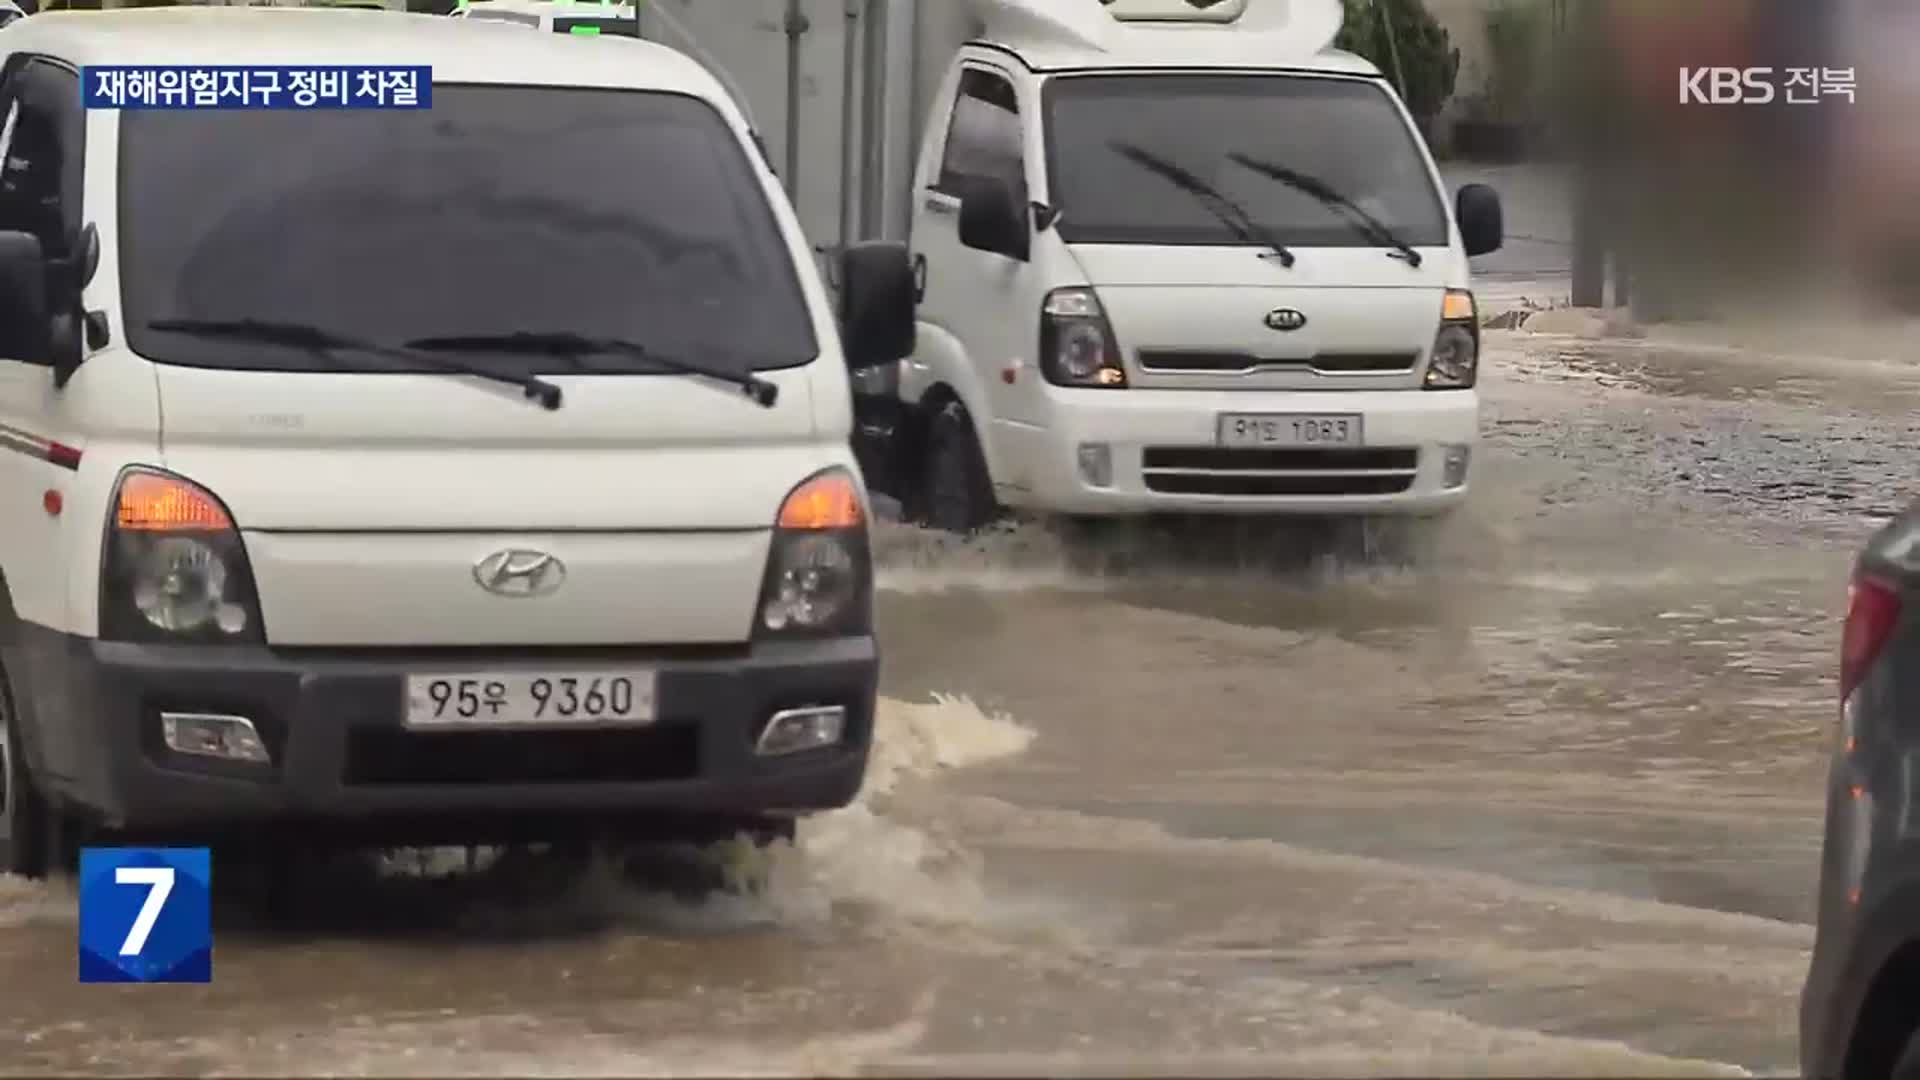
[904,59,1036,493]
[0,54,93,784]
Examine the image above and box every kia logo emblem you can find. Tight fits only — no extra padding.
[1264,308,1307,332]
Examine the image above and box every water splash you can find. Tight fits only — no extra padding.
[873,516,1446,596]
[0,870,76,929]
[757,692,1043,931]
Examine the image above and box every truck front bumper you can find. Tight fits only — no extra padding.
[990,387,1479,516]
[12,623,876,841]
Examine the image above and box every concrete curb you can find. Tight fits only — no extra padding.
[1478,300,1646,340]
[1478,299,1920,366]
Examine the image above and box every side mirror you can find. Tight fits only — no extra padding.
[1456,183,1504,257]
[79,222,100,288]
[837,240,917,371]
[957,176,1030,262]
[0,230,50,362]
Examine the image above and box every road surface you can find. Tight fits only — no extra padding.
[5,324,1917,1076]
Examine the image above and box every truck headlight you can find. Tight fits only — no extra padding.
[1425,289,1479,389]
[100,468,264,643]
[1040,287,1127,388]
[754,468,872,638]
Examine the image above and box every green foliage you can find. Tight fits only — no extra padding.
[1482,0,1548,123]
[1333,0,1461,125]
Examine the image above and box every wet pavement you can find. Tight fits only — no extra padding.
[6,329,1920,1076]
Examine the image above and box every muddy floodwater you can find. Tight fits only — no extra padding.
[6,329,1918,1076]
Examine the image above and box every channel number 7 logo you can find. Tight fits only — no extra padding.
[77,847,213,983]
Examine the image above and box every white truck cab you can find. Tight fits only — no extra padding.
[0,7,918,878]
[855,0,1504,532]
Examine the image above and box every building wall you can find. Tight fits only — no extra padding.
[1421,0,1567,144]
[1424,0,1493,109]
[641,0,954,248]
[642,0,865,250]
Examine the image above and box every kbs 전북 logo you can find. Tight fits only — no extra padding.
[77,847,212,984]
[1678,66,1857,105]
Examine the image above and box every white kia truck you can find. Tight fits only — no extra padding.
[0,7,917,878]
[849,0,1505,531]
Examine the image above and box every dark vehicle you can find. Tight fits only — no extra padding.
[1803,508,1920,1079]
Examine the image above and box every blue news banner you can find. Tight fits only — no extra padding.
[77,847,213,984]
[81,65,432,110]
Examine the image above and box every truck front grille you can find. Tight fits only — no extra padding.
[345,724,698,786]
[1136,350,1418,374]
[1141,446,1419,496]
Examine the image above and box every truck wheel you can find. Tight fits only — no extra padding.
[1895,1027,1920,1080]
[0,660,51,880]
[924,400,996,534]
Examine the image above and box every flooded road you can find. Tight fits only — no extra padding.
[6,328,1918,1076]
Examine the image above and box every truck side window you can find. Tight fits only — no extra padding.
[935,67,1025,201]
[0,58,83,263]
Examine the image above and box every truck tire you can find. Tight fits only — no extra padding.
[924,399,996,534]
[1894,1027,1920,1080]
[0,659,52,880]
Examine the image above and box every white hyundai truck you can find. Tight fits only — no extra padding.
[851,0,1505,531]
[0,7,918,878]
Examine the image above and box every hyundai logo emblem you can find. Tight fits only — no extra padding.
[473,549,566,598]
[1265,308,1307,332]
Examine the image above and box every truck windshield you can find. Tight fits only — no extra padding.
[120,85,817,374]
[1043,73,1448,248]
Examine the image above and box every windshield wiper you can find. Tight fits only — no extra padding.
[1107,140,1295,268]
[146,318,564,409]
[401,331,779,408]
[1226,151,1424,267]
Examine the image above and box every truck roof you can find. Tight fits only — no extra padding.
[992,38,1384,78]
[5,7,723,96]
[969,0,1380,79]
[455,0,638,19]
[460,0,637,9]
